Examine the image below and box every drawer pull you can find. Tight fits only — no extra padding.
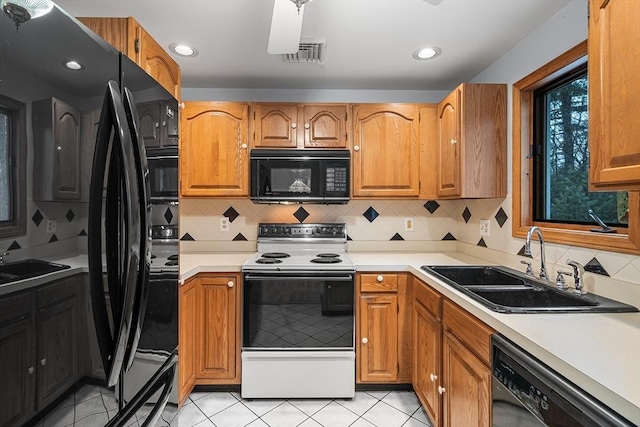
[228,281,234,288]
[377,275,384,282]
[361,337,368,344]
[430,373,438,382]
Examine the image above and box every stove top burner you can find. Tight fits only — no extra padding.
[262,252,291,259]
[256,258,283,264]
[165,260,178,266]
[151,254,157,259]
[316,253,340,258]
[167,254,179,261]
[310,257,343,264]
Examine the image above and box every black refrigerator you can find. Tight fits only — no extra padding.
[0,3,178,426]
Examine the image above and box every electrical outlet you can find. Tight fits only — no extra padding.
[46,220,56,233]
[404,218,414,232]
[220,217,230,232]
[479,219,490,237]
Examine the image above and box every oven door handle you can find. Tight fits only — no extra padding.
[244,274,353,281]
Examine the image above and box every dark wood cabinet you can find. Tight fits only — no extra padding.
[137,101,179,149]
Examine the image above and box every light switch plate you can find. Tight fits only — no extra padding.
[220,217,230,232]
[480,219,490,236]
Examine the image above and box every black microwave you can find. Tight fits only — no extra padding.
[146,147,178,202]
[250,149,350,204]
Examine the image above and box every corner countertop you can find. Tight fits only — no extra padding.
[180,250,640,424]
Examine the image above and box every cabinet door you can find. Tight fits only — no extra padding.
[0,292,36,427]
[588,0,640,191]
[442,331,491,427]
[303,105,348,148]
[437,89,461,198]
[253,104,298,148]
[414,301,441,427]
[54,101,82,200]
[358,294,398,382]
[137,25,181,100]
[181,102,249,197]
[196,275,239,383]
[352,104,420,197]
[36,294,78,410]
[178,278,197,404]
[137,101,162,148]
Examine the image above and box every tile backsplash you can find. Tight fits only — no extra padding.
[179,197,640,287]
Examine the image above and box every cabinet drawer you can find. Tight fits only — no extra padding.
[360,274,398,293]
[443,299,493,364]
[0,291,35,324]
[37,277,78,309]
[413,277,442,319]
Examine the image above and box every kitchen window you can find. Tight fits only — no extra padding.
[0,94,26,238]
[513,41,639,254]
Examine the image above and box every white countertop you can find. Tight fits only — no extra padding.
[181,250,640,424]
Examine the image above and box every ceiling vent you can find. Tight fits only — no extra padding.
[282,40,326,64]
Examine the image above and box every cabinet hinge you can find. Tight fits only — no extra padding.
[135,38,140,54]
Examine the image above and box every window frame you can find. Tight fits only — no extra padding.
[512,40,639,255]
[0,94,27,238]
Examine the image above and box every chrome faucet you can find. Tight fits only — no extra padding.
[0,252,8,265]
[566,259,586,295]
[524,226,549,281]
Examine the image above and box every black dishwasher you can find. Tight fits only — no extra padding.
[492,335,635,427]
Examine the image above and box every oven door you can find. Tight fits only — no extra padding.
[242,272,354,350]
[147,149,178,202]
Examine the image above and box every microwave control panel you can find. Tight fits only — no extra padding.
[326,166,348,192]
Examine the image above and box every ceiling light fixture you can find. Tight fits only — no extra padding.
[290,0,312,14]
[169,43,199,58]
[64,60,83,71]
[413,46,442,60]
[1,0,53,30]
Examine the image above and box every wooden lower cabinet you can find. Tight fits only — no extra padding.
[356,273,411,384]
[195,274,241,384]
[178,277,197,404]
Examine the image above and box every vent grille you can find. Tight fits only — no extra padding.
[282,41,326,64]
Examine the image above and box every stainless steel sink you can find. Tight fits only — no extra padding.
[421,265,638,314]
[0,259,70,285]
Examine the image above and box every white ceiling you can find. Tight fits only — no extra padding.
[53,0,571,91]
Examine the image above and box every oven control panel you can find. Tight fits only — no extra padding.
[258,223,346,239]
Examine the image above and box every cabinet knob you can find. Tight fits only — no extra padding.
[40,358,47,366]
[179,102,185,109]
[56,146,62,152]
[228,281,234,288]
[304,123,310,129]
[162,121,167,127]
[354,145,360,151]
[28,367,35,375]
[377,275,384,282]
[241,143,248,149]
[155,122,160,128]
[450,138,457,145]
[438,386,446,395]
[291,123,297,129]
[361,337,368,344]
[430,373,438,382]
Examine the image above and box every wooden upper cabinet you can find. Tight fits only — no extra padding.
[78,17,181,100]
[352,104,420,198]
[588,0,640,191]
[252,103,348,148]
[436,83,507,199]
[181,102,249,197]
[419,105,439,199]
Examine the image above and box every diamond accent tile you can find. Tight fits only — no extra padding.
[347,235,353,241]
[390,233,404,241]
[65,209,75,222]
[424,200,440,214]
[79,229,87,236]
[442,232,456,241]
[232,233,247,241]
[32,210,44,226]
[48,234,59,243]
[293,207,310,223]
[7,240,21,250]
[494,207,508,228]
[462,207,472,223]
[180,233,195,241]
[224,206,240,223]
[363,206,379,223]
[164,207,174,224]
[477,238,487,247]
[517,245,532,258]
[584,257,610,277]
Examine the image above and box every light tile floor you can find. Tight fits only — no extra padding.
[36,384,433,427]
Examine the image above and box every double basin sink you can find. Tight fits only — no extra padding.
[421,265,638,314]
[0,259,71,285]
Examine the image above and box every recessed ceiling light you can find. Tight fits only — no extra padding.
[169,43,199,57]
[64,60,83,70]
[413,47,442,60]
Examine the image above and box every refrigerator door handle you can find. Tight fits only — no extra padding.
[88,80,142,387]
[105,350,178,427]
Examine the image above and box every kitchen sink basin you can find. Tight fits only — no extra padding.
[0,259,70,285]
[421,265,638,314]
